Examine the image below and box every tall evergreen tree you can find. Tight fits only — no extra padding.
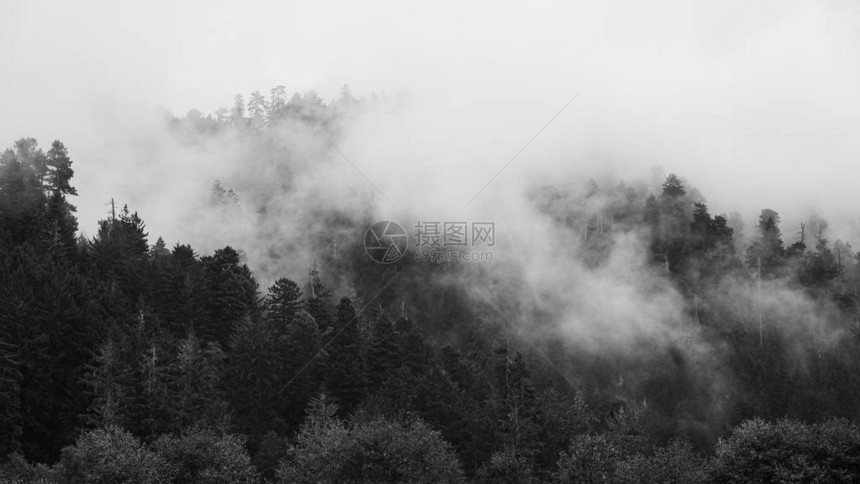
[306,264,335,333]
[83,338,133,429]
[324,298,365,414]
[44,141,76,197]
[0,335,22,456]
[367,312,400,393]
[746,209,785,278]
[199,247,258,346]
[172,333,226,430]
[266,278,304,325]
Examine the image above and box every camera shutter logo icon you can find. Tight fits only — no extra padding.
[364,220,408,264]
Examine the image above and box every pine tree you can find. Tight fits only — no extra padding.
[44,141,77,197]
[282,311,322,429]
[800,226,840,287]
[135,340,173,438]
[7,243,97,461]
[172,334,226,430]
[247,91,268,132]
[231,94,245,124]
[88,204,150,301]
[148,237,169,259]
[306,264,335,333]
[199,247,258,346]
[746,209,785,278]
[0,335,22,456]
[323,298,366,414]
[268,85,287,122]
[224,315,283,439]
[492,344,537,450]
[655,174,691,273]
[224,311,318,439]
[0,140,49,248]
[367,312,400,392]
[266,278,304,326]
[83,339,133,428]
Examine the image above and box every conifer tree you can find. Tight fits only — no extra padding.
[266,278,304,325]
[324,298,366,414]
[83,339,133,428]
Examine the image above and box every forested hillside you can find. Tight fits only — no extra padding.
[2,89,860,483]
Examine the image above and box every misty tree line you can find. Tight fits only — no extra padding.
[2,92,860,482]
[174,84,363,135]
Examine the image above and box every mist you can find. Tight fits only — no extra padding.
[2,0,858,239]
[4,0,858,383]
[6,1,860,479]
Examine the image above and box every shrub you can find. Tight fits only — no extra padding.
[152,428,259,483]
[0,452,58,483]
[277,400,463,483]
[613,439,708,483]
[474,447,539,484]
[553,434,619,483]
[710,417,860,483]
[58,426,168,483]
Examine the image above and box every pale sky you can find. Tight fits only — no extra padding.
[2,0,859,243]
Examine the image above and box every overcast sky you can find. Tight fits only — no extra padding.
[2,0,859,242]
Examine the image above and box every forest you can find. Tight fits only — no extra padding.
[2,87,860,483]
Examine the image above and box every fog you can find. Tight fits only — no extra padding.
[3,0,859,245]
[4,0,860,344]
[5,2,860,447]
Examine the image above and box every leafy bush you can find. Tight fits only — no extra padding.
[152,428,259,483]
[0,452,58,483]
[553,434,619,483]
[710,417,860,483]
[277,398,463,483]
[58,426,168,483]
[474,447,539,484]
[613,439,708,484]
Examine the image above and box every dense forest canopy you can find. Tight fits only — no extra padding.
[2,87,860,483]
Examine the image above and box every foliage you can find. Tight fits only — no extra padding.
[153,428,259,484]
[0,453,57,483]
[553,434,620,483]
[474,447,539,484]
[710,418,860,483]
[277,397,464,483]
[58,426,168,483]
[613,440,709,484]
[5,128,860,481]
